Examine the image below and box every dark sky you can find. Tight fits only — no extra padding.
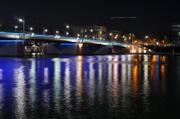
[0,0,180,34]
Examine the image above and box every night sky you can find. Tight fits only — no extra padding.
[0,0,180,35]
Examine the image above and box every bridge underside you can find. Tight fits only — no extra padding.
[0,41,129,56]
[45,44,129,55]
[24,40,129,55]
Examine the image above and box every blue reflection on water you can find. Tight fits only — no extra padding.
[0,55,179,119]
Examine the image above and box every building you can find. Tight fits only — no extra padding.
[107,30,122,42]
[171,24,180,45]
[71,25,108,40]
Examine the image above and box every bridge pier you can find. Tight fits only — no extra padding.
[0,41,24,56]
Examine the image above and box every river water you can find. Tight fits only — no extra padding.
[0,55,180,119]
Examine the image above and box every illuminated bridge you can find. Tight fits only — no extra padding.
[0,32,143,56]
[0,32,130,47]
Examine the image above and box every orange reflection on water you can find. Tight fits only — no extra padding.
[161,64,165,80]
[132,64,138,96]
[152,55,157,62]
[151,56,156,80]
[160,56,166,62]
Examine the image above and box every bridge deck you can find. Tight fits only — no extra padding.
[0,32,130,48]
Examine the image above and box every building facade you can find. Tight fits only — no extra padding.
[71,25,108,40]
[171,24,180,45]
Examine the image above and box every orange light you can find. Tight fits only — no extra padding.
[78,43,83,48]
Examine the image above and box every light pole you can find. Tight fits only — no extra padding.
[18,18,25,40]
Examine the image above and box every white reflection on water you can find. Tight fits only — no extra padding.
[121,55,131,109]
[14,66,25,119]
[76,56,83,108]
[52,58,61,111]
[143,55,150,111]
[29,59,36,107]
[122,55,127,81]
[88,57,95,105]
[112,56,119,106]
[143,55,149,95]
[64,62,71,109]
[107,56,113,106]
[42,67,50,108]
[43,67,49,84]
[97,56,103,102]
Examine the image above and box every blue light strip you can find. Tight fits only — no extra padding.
[0,40,24,43]
[60,43,77,46]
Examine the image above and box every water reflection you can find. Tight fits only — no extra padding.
[14,66,26,119]
[76,56,83,107]
[0,54,178,119]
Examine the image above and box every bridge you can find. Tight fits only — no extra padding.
[0,32,149,56]
[0,32,130,48]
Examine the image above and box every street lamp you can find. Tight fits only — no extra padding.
[84,35,88,38]
[14,25,18,32]
[66,32,69,36]
[109,33,113,40]
[90,29,93,33]
[30,27,33,31]
[18,18,25,40]
[56,30,59,34]
[145,35,149,39]
[66,25,70,29]
[43,29,48,34]
[55,30,60,39]
[77,34,80,37]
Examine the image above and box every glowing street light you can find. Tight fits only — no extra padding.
[145,35,149,39]
[43,29,48,34]
[109,33,113,36]
[14,25,18,31]
[30,27,33,31]
[77,34,80,37]
[114,34,119,40]
[90,29,93,32]
[18,18,25,40]
[18,18,24,23]
[66,32,69,36]
[56,30,59,34]
[66,25,70,29]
